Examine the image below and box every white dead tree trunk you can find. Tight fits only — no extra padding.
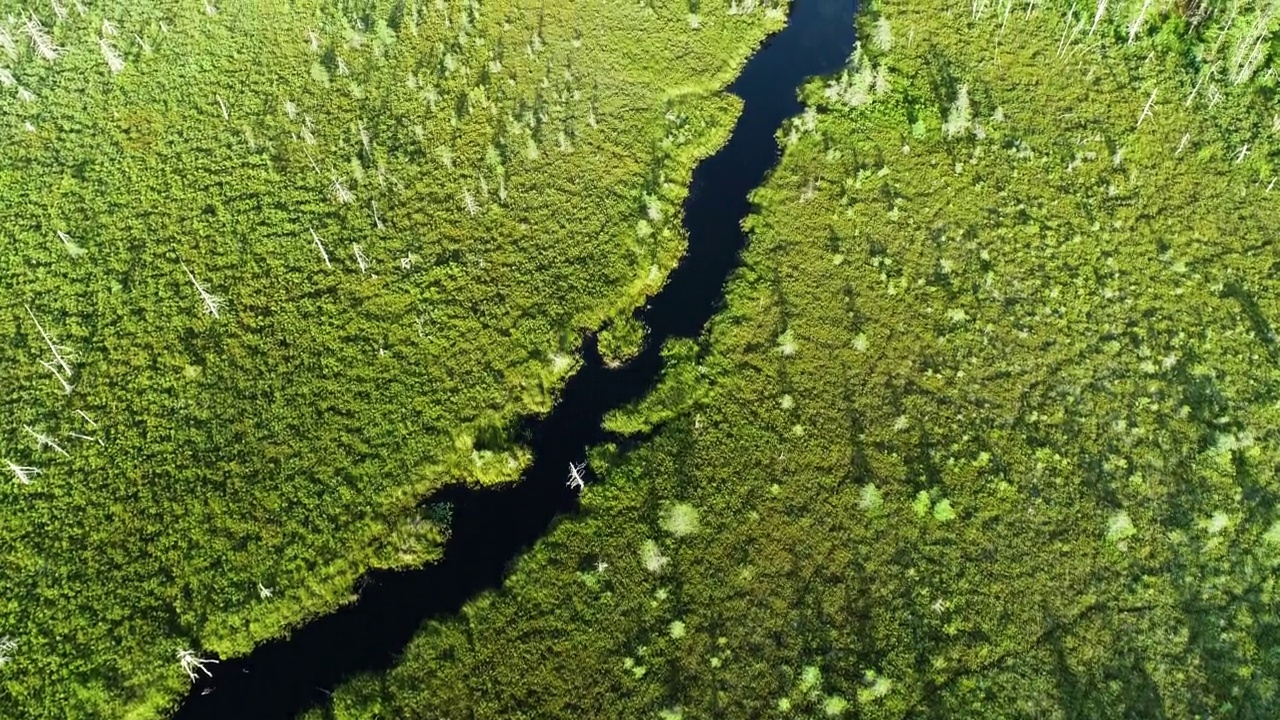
[24,426,68,457]
[352,244,370,273]
[307,30,321,53]
[566,461,587,491]
[1128,0,1151,43]
[1088,0,1106,35]
[68,431,103,446]
[329,176,354,204]
[461,189,478,216]
[257,582,273,599]
[25,305,73,377]
[75,409,98,428]
[101,18,117,36]
[180,261,224,318]
[216,95,229,120]
[1175,132,1190,155]
[49,0,68,21]
[372,200,385,230]
[0,27,17,59]
[22,15,59,61]
[5,461,40,485]
[359,122,372,157]
[310,229,331,267]
[177,649,218,680]
[0,636,15,666]
[1136,89,1156,128]
[99,37,125,73]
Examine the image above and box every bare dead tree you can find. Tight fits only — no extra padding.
[566,461,587,491]
[0,27,16,59]
[75,409,97,428]
[329,175,354,204]
[177,649,218,680]
[5,461,40,485]
[24,304,73,378]
[99,37,125,73]
[1136,89,1156,128]
[310,229,331,267]
[24,426,68,457]
[68,431,103,446]
[180,261,224,318]
[352,243,370,273]
[1127,0,1152,43]
[22,14,59,61]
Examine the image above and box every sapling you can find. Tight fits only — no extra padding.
[5,461,39,485]
[180,261,224,318]
[24,426,68,457]
[310,228,331,267]
[22,14,58,61]
[177,649,218,680]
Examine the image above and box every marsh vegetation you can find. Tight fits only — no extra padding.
[0,0,783,716]
[307,0,1280,717]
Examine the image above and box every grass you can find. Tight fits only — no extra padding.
[0,0,784,717]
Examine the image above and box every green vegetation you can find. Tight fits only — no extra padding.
[309,0,1280,717]
[0,1,784,717]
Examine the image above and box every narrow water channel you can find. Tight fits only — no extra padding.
[174,2,856,717]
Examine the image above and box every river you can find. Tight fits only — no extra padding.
[173,1,856,717]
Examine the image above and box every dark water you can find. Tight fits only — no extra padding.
[173,2,855,718]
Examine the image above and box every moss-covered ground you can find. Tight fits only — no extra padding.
[0,1,785,716]
[308,0,1280,717]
